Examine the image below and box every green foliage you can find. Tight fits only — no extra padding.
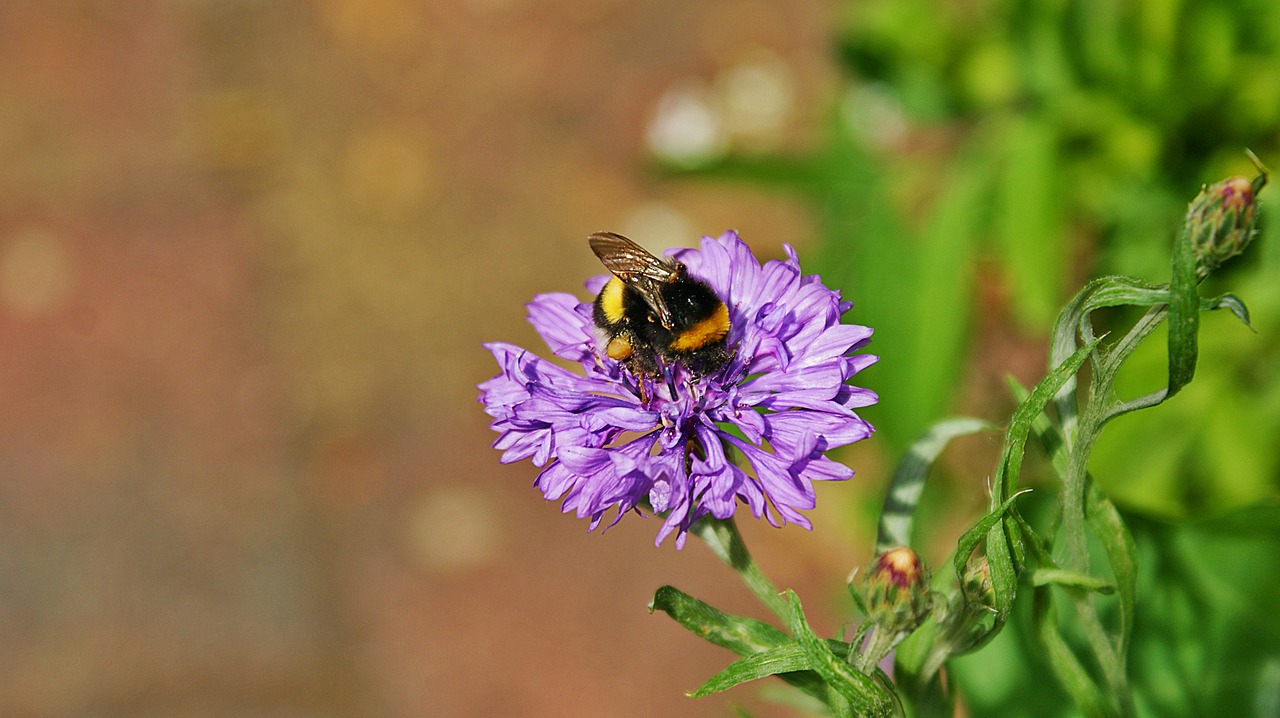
[648,0,1280,714]
[953,503,1280,716]
[655,166,1271,715]
[875,417,994,554]
[667,0,1280,475]
[650,549,896,716]
[1128,504,1280,716]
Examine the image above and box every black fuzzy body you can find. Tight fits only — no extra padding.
[592,268,730,376]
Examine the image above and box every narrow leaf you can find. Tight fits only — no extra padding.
[1032,590,1113,717]
[1101,291,1255,424]
[952,489,1034,582]
[996,116,1065,329]
[908,157,992,446]
[1201,292,1253,330]
[650,585,790,655]
[985,514,1021,618]
[691,645,813,698]
[690,640,855,698]
[1006,375,1067,480]
[1049,275,1169,441]
[787,591,895,717]
[1085,483,1137,659]
[1029,567,1116,594]
[652,586,839,704]
[1050,278,1253,429]
[958,339,1097,622]
[998,338,1101,502]
[877,417,995,553]
[1167,226,1199,398]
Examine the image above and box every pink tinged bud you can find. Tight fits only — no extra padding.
[1219,176,1254,213]
[1186,174,1261,279]
[874,546,926,589]
[859,547,932,633]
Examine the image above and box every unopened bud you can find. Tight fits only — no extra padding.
[859,547,932,634]
[961,554,995,610]
[1185,175,1261,279]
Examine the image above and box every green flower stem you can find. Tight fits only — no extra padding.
[916,600,989,681]
[1055,308,1166,717]
[853,625,898,675]
[1099,309,1171,427]
[692,517,790,623]
[1061,304,1164,567]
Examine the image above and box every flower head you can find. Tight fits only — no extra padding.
[856,547,932,634]
[1185,174,1264,279]
[478,231,877,547]
[849,547,934,669]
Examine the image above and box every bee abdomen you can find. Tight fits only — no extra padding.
[669,302,730,352]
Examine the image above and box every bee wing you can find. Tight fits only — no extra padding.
[587,232,676,283]
[587,232,677,328]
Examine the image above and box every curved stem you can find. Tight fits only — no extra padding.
[1055,307,1163,717]
[691,517,789,622]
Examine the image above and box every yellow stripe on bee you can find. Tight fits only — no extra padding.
[670,302,730,351]
[600,277,627,324]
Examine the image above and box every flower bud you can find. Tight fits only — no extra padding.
[1185,175,1261,279]
[961,554,996,610]
[858,547,932,634]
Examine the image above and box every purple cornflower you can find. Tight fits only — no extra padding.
[478,231,877,547]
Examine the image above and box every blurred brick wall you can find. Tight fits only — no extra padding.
[0,2,881,716]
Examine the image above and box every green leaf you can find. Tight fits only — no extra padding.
[1043,271,1257,445]
[1006,375,1068,480]
[690,639,856,698]
[650,585,791,655]
[1049,275,1165,436]
[877,417,995,553]
[1017,369,1140,677]
[998,337,1102,502]
[1200,292,1253,330]
[1048,277,1254,424]
[985,510,1023,622]
[787,591,896,718]
[1167,224,1199,398]
[651,586,847,705]
[1063,286,1256,425]
[810,130,919,451]
[1028,567,1116,594]
[690,646,811,698]
[1032,589,1114,717]
[953,338,1099,623]
[952,489,1033,587]
[813,130,988,452]
[1086,483,1137,661]
[907,156,992,440]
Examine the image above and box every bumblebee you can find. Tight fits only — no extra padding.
[588,231,731,376]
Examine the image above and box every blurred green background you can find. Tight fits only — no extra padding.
[1,0,1276,716]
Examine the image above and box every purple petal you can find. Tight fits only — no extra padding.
[763,410,874,452]
[724,435,816,512]
[481,228,878,547]
[526,293,597,362]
